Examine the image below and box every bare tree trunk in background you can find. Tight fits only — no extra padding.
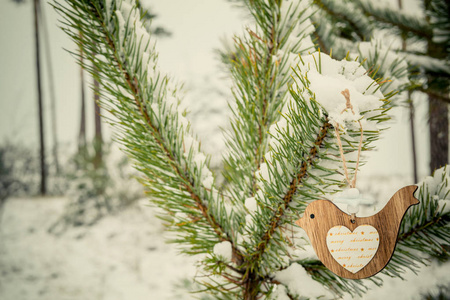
[398,0,418,183]
[408,96,418,182]
[93,68,103,170]
[429,96,449,172]
[40,3,60,174]
[34,0,46,195]
[78,31,87,161]
[424,1,449,174]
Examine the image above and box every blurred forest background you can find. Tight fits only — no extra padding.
[0,0,448,299]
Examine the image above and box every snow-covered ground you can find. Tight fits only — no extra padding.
[1,185,449,300]
[0,197,197,300]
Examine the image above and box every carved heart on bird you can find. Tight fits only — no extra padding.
[326,225,379,274]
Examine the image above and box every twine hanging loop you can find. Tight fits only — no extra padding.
[334,89,364,189]
[334,89,365,223]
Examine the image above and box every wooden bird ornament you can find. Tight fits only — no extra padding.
[295,185,419,279]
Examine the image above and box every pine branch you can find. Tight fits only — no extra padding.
[397,166,450,260]
[409,85,450,104]
[355,40,410,96]
[313,0,372,41]
[354,0,432,41]
[222,8,282,200]
[310,11,357,59]
[424,0,450,55]
[300,259,378,297]
[226,31,277,193]
[359,165,450,279]
[53,0,240,259]
[222,0,315,202]
[250,119,331,266]
[403,52,450,77]
[240,119,331,298]
[312,31,329,54]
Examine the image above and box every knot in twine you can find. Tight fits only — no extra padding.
[341,89,355,115]
[335,89,364,189]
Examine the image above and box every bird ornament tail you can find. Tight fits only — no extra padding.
[295,185,419,279]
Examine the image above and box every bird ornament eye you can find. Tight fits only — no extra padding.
[310,214,315,219]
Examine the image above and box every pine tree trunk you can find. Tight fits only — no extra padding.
[78,52,87,155]
[408,96,418,182]
[34,0,46,195]
[243,272,259,300]
[398,0,418,182]
[78,78,87,151]
[40,4,60,174]
[429,95,449,172]
[424,1,449,174]
[93,69,102,170]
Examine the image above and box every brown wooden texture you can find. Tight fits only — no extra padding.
[295,185,419,279]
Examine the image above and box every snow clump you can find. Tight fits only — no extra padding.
[213,241,233,262]
[274,263,332,299]
[245,197,258,213]
[261,52,386,189]
[419,165,450,215]
[295,52,385,131]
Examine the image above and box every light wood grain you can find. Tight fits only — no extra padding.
[295,185,419,279]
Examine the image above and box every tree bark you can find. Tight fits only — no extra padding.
[398,0,418,182]
[93,70,102,170]
[424,1,449,174]
[78,73,87,152]
[429,96,449,172]
[78,33,87,158]
[408,96,418,182]
[34,0,46,195]
[243,271,259,300]
[40,3,60,174]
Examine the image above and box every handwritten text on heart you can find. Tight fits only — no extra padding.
[326,225,379,274]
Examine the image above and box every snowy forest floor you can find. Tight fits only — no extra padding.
[0,182,449,300]
[0,197,197,300]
